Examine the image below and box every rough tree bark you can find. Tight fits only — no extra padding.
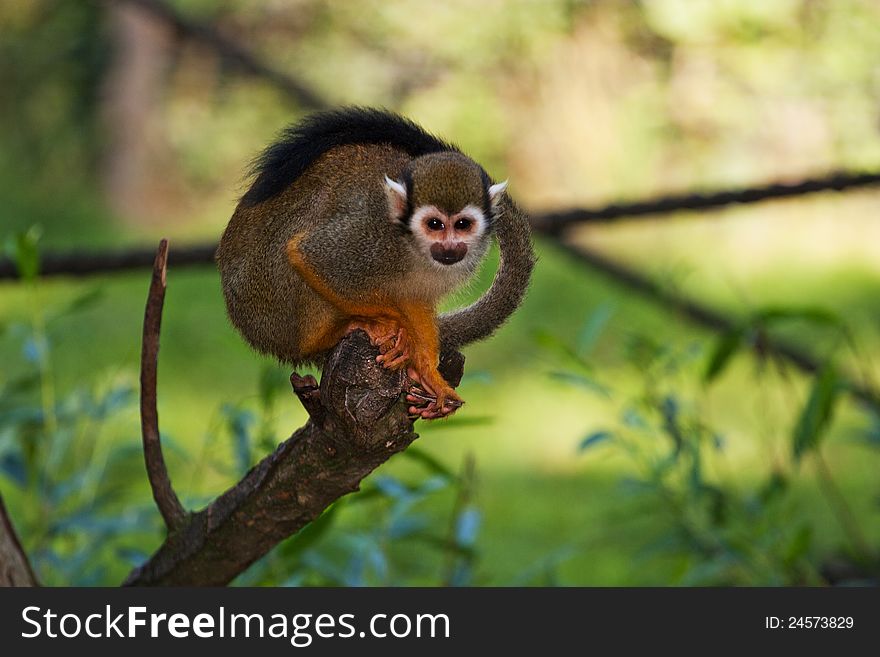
[0,494,38,587]
[124,241,464,586]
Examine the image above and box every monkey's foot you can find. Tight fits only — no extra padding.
[346,320,410,370]
[376,326,410,370]
[405,369,463,420]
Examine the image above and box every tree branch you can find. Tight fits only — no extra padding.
[0,494,39,587]
[531,170,880,235]
[141,239,186,531]
[543,236,880,413]
[4,168,879,280]
[125,243,464,585]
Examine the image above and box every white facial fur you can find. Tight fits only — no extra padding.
[397,204,489,301]
[383,174,506,301]
[409,204,487,261]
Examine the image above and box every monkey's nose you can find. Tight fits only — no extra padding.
[430,243,467,265]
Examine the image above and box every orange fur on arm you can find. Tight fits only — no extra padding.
[287,234,451,398]
[287,234,397,320]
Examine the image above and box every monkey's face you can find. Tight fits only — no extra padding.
[384,168,507,275]
[408,204,489,267]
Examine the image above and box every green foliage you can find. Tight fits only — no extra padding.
[235,459,482,587]
[703,306,849,385]
[703,325,746,384]
[578,431,614,452]
[220,403,256,477]
[0,267,160,585]
[540,304,878,585]
[0,229,487,586]
[792,366,842,462]
[4,226,42,281]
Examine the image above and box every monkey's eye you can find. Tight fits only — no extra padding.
[426,218,445,231]
[454,218,473,231]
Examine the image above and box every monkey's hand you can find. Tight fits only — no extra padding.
[405,368,463,420]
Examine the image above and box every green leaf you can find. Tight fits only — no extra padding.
[679,555,737,586]
[54,286,105,319]
[576,303,614,356]
[22,335,48,366]
[388,514,429,539]
[621,407,649,429]
[578,430,613,452]
[754,306,844,330]
[548,371,611,397]
[758,471,789,505]
[0,452,27,488]
[221,404,255,475]
[792,366,841,461]
[373,475,411,500]
[279,502,341,559]
[5,226,42,281]
[623,333,665,370]
[454,507,481,547]
[460,370,493,384]
[703,325,746,384]
[92,384,135,419]
[783,524,813,565]
[401,446,457,480]
[0,373,42,399]
[116,547,149,567]
[853,412,880,450]
[345,487,383,505]
[533,329,589,369]
[258,364,291,410]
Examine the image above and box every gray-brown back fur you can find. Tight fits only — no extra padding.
[216,110,535,366]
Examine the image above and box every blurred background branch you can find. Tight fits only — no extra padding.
[107,0,328,110]
[3,167,879,280]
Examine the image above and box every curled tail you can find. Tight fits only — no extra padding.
[438,196,536,352]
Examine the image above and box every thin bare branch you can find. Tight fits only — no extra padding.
[0,494,39,587]
[140,239,186,531]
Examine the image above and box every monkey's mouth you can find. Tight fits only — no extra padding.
[430,243,467,265]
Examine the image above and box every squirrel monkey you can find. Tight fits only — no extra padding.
[216,107,534,419]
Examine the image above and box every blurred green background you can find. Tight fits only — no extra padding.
[1,0,879,586]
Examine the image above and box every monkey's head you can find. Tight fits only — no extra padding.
[384,152,507,271]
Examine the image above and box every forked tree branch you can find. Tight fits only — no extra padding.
[125,241,463,585]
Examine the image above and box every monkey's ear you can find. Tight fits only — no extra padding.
[384,175,408,221]
[489,180,509,209]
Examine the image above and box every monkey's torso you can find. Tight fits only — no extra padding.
[216,107,534,419]
[217,143,480,366]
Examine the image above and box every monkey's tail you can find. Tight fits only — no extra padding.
[438,197,536,352]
